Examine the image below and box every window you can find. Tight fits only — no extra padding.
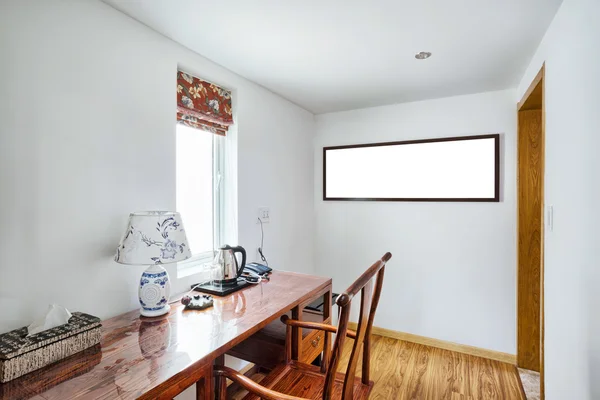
[176,124,224,271]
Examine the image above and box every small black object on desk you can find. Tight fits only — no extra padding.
[245,262,272,275]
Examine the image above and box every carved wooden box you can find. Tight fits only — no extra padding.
[0,312,101,383]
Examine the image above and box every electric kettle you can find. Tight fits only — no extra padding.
[213,245,246,285]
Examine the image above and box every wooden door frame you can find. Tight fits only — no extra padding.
[517,64,545,399]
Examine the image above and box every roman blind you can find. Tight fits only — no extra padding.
[176,71,233,136]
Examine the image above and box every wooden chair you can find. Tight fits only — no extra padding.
[214,252,391,400]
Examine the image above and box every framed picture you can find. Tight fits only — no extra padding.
[323,134,500,202]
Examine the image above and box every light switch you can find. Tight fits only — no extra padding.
[546,205,553,232]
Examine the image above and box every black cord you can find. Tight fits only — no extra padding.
[257,217,269,267]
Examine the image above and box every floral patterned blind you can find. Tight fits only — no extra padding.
[177,71,233,136]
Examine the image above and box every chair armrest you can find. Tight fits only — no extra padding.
[280,315,357,339]
[214,366,310,400]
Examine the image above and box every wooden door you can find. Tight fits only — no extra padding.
[517,108,543,372]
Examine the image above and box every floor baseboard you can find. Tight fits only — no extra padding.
[348,322,516,365]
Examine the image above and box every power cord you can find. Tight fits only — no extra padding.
[257,217,269,267]
[185,279,211,297]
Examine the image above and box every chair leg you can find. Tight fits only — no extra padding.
[362,337,370,384]
[321,331,330,373]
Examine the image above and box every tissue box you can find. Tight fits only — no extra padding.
[0,312,101,383]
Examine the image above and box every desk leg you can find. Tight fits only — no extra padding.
[321,289,332,373]
[291,305,302,361]
[213,355,226,400]
[195,364,213,400]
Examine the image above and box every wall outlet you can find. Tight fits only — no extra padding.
[258,207,270,223]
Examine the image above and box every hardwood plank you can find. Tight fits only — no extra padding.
[468,355,523,400]
[367,336,414,400]
[401,343,432,399]
[425,348,469,400]
[517,108,543,372]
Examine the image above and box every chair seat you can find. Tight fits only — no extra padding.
[242,361,373,400]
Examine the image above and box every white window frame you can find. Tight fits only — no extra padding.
[177,131,225,277]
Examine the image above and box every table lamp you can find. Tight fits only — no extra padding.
[115,211,192,317]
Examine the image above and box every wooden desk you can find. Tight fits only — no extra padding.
[0,271,332,400]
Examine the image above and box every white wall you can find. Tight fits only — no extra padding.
[0,0,315,332]
[517,0,600,398]
[314,89,517,354]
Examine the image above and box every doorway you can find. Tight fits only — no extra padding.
[517,64,545,399]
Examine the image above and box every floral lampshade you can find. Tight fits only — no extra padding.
[115,211,192,265]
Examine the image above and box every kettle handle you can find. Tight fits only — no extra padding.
[229,246,246,279]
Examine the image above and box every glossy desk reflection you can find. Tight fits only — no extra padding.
[0,271,332,400]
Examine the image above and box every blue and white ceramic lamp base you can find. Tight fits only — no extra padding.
[139,264,171,317]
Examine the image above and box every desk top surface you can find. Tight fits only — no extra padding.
[0,271,331,400]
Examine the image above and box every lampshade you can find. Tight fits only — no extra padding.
[115,211,192,265]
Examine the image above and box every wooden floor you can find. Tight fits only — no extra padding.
[232,334,525,399]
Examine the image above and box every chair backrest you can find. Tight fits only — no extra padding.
[322,252,391,400]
